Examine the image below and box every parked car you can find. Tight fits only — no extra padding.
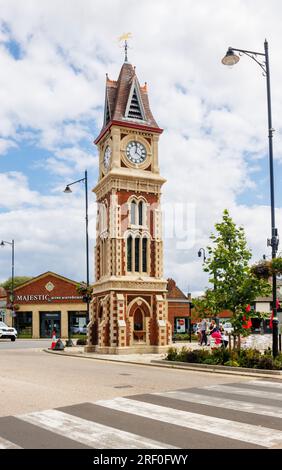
[222,322,234,334]
[0,322,17,341]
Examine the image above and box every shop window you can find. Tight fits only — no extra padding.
[40,312,61,338]
[69,312,87,337]
[15,312,32,338]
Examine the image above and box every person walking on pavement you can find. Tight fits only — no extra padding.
[200,318,208,346]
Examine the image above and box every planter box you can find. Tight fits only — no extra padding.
[151,359,282,375]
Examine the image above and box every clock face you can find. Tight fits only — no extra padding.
[126,141,147,164]
[103,145,111,169]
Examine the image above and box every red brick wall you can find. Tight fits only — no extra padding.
[12,274,83,305]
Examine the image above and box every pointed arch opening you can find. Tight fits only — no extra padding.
[127,235,133,272]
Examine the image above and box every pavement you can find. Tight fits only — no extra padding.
[44,341,202,364]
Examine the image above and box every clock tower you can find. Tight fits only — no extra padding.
[86,56,171,353]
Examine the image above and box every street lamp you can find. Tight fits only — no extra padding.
[198,248,206,262]
[63,170,90,345]
[222,40,279,357]
[1,239,15,326]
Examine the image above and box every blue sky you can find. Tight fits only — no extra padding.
[1,0,282,295]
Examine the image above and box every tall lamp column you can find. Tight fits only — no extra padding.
[64,170,90,345]
[222,40,279,356]
[1,239,15,326]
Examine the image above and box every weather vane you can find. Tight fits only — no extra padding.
[118,32,132,62]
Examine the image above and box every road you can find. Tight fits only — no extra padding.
[0,339,50,349]
[0,345,281,449]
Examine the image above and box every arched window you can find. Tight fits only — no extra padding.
[142,238,147,272]
[130,200,137,224]
[127,236,133,271]
[138,201,143,225]
[135,237,140,272]
[134,308,143,331]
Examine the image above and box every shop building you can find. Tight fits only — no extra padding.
[167,279,191,336]
[4,272,87,339]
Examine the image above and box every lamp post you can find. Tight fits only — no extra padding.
[198,248,206,263]
[63,170,90,345]
[222,40,279,357]
[1,239,15,326]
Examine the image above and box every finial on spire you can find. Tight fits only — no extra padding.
[118,32,132,62]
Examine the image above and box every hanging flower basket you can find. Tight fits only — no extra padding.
[250,261,272,279]
[76,283,92,296]
[13,304,20,311]
[271,257,282,276]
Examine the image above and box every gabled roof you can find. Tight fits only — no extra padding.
[96,62,161,144]
[167,278,188,300]
[12,271,81,291]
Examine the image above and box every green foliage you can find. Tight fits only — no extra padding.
[270,257,282,275]
[194,210,271,336]
[166,347,282,370]
[173,333,198,341]
[224,360,240,367]
[0,276,33,291]
[166,347,179,361]
[76,338,87,346]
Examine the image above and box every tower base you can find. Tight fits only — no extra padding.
[84,344,170,355]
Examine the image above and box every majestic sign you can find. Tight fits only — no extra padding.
[15,294,83,302]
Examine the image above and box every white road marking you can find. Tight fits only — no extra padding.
[155,390,282,419]
[19,409,175,449]
[203,384,282,401]
[247,380,282,389]
[0,436,21,449]
[96,397,282,448]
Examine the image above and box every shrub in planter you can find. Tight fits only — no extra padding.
[76,338,87,346]
[256,356,274,370]
[182,350,199,363]
[210,347,231,365]
[273,358,282,370]
[224,360,240,367]
[237,348,261,368]
[167,347,179,361]
[202,357,217,365]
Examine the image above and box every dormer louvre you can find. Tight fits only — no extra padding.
[124,81,146,121]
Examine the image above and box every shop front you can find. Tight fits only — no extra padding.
[40,312,61,338]
[5,272,87,339]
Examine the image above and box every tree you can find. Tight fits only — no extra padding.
[195,210,271,340]
[0,276,33,291]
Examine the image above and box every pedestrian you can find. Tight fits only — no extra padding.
[221,327,229,348]
[210,327,222,350]
[200,318,207,346]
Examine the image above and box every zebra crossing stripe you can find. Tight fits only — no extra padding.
[155,390,282,419]
[19,409,176,449]
[96,397,282,448]
[0,436,21,449]
[203,384,282,401]
[247,380,282,389]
